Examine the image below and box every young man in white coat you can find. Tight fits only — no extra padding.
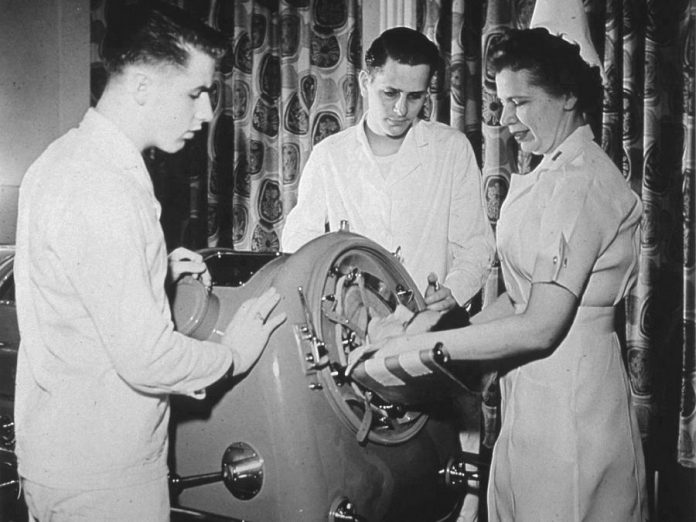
[282,26,494,521]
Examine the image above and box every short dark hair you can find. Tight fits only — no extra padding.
[488,28,603,115]
[364,27,443,81]
[102,1,227,76]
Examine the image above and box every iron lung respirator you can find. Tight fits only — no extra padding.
[169,232,469,522]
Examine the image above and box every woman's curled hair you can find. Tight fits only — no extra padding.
[489,27,603,115]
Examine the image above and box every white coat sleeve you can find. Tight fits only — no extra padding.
[281,148,329,252]
[444,138,496,305]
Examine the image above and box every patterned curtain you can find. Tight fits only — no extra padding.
[423,0,695,518]
[681,1,696,471]
[598,5,695,516]
[206,0,362,250]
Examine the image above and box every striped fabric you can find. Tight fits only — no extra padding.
[352,343,469,405]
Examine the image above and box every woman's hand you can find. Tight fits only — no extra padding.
[222,287,287,376]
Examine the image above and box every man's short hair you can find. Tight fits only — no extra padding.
[364,27,443,81]
[102,1,227,76]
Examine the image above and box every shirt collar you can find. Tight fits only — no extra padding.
[80,108,153,191]
[534,124,595,174]
[355,112,428,155]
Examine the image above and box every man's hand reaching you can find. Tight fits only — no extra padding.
[222,287,287,376]
[424,272,457,312]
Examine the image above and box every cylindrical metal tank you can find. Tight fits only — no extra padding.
[170,232,464,522]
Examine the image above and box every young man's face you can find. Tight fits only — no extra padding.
[359,57,430,140]
[147,46,216,153]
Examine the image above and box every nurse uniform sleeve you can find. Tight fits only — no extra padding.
[532,170,605,298]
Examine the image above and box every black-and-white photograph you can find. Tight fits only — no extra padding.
[0,0,694,521]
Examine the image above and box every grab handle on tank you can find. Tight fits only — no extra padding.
[169,471,222,497]
[439,451,490,490]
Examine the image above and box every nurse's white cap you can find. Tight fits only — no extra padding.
[530,0,606,81]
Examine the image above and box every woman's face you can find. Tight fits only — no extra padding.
[495,68,578,155]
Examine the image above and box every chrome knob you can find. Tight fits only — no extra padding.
[395,284,413,305]
[439,451,486,490]
[329,496,365,522]
[222,442,263,500]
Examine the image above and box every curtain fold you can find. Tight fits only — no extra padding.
[677,0,696,469]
